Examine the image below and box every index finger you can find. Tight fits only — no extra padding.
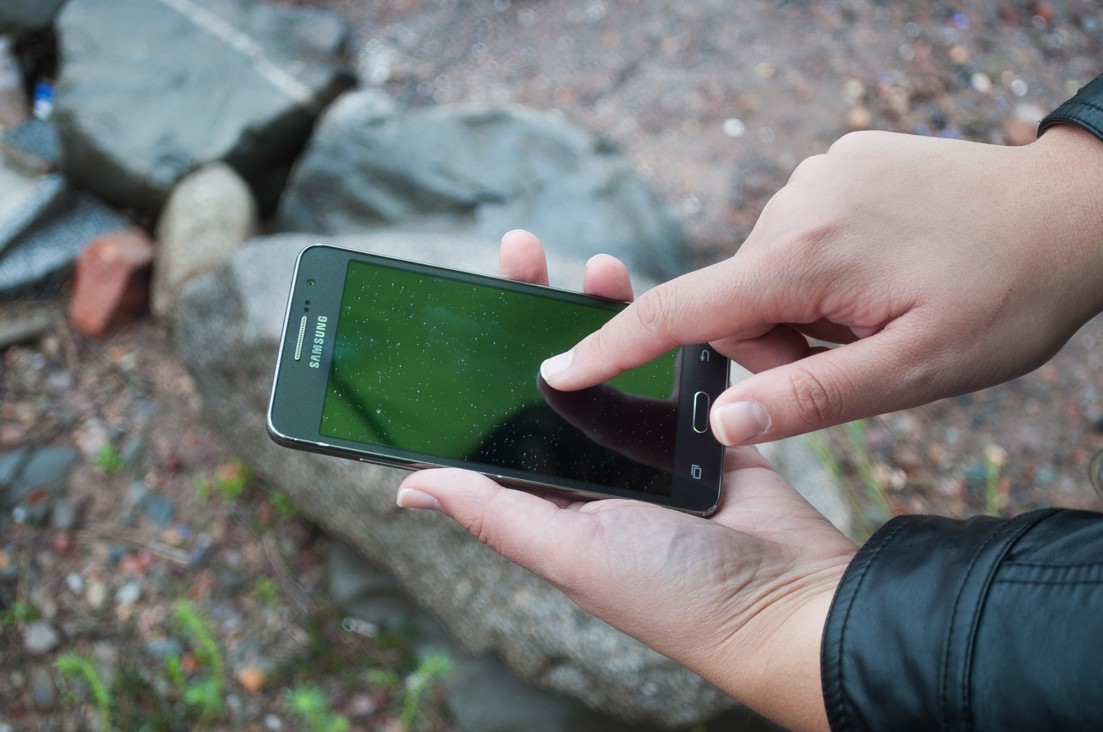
[540,257,769,389]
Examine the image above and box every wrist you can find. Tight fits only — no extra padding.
[709,563,847,732]
[1021,124,1103,321]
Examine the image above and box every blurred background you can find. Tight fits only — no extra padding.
[2,1,1103,730]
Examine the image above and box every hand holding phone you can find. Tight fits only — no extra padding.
[396,231,857,732]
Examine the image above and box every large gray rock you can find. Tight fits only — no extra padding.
[175,232,735,727]
[53,0,353,211]
[278,91,689,282]
[0,0,67,32]
[0,168,127,295]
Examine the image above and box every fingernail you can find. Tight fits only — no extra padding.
[540,350,573,382]
[712,401,771,445]
[397,487,441,511]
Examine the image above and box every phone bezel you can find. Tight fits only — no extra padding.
[267,244,727,515]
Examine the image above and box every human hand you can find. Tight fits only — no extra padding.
[397,230,856,732]
[540,126,1103,445]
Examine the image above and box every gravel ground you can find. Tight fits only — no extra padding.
[4,1,1103,729]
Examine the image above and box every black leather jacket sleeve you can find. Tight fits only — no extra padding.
[821,508,1103,731]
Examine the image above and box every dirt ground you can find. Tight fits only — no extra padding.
[4,0,1103,729]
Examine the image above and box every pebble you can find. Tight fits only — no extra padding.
[66,573,83,594]
[144,494,176,527]
[346,692,380,719]
[115,580,141,606]
[964,463,987,490]
[188,533,214,567]
[127,478,150,508]
[49,498,78,531]
[236,665,265,693]
[24,620,60,655]
[144,638,184,661]
[51,531,73,555]
[970,71,992,93]
[160,525,185,547]
[0,549,15,584]
[29,585,57,620]
[847,106,872,131]
[215,567,246,594]
[29,666,57,711]
[85,579,107,610]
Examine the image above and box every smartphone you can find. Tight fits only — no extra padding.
[267,244,728,515]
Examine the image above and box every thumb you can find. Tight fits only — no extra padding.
[397,468,591,584]
[711,329,937,444]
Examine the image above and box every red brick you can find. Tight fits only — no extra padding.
[68,228,155,338]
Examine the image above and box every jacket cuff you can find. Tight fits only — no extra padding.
[1038,73,1103,142]
[820,510,1056,731]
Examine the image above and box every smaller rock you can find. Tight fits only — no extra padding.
[144,638,183,661]
[84,579,107,610]
[1,118,60,174]
[0,189,128,295]
[152,162,259,319]
[143,494,176,527]
[68,228,155,338]
[847,106,873,131]
[0,173,70,259]
[0,37,27,130]
[23,620,60,655]
[236,665,266,693]
[51,531,73,555]
[50,498,78,531]
[115,580,141,607]
[0,549,17,584]
[28,666,57,711]
[127,478,150,507]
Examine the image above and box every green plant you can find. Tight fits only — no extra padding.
[173,601,225,723]
[165,650,186,691]
[253,577,279,605]
[286,684,350,732]
[845,419,894,521]
[399,654,453,729]
[811,420,894,540]
[196,458,251,502]
[92,441,125,474]
[0,599,37,627]
[369,652,454,730]
[56,650,113,730]
[268,490,299,520]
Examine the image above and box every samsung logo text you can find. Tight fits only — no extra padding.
[309,315,328,368]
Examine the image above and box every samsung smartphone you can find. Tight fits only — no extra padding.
[267,244,728,515]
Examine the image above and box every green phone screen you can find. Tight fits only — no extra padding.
[318,260,678,494]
